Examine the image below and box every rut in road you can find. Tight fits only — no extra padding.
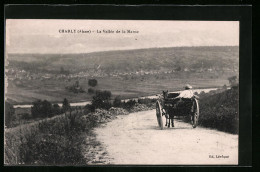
[94,109,238,165]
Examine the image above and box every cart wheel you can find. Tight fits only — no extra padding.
[156,101,164,130]
[192,99,199,128]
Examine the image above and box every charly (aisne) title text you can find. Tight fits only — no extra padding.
[59,29,139,34]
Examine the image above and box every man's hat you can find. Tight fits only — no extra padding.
[184,84,192,89]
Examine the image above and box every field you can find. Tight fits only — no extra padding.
[6,74,229,104]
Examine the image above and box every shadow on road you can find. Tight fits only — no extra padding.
[133,125,193,131]
[163,126,194,130]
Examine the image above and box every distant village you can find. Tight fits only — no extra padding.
[5,64,238,82]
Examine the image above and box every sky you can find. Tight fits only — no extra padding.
[6,20,239,54]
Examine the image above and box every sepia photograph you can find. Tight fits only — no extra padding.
[4,19,239,165]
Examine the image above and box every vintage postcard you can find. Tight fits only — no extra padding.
[5,19,239,165]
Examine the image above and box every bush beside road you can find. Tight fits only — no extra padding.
[182,86,239,134]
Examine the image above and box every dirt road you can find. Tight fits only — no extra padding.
[94,109,238,165]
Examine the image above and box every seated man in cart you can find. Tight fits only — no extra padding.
[174,84,199,111]
[176,84,195,99]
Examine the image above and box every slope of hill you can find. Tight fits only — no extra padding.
[5,46,239,104]
[7,46,239,74]
[191,87,239,134]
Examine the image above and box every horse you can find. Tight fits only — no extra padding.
[162,90,175,128]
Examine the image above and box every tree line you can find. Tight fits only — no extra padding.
[31,98,71,118]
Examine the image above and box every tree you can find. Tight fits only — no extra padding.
[31,100,53,118]
[228,76,238,87]
[66,80,85,93]
[60,67,70,75]
[92,90,112,110]
[88,88,95,94]
[5,102,15,127]
[52,103,61,115]
[223,84,227,90]
[113,96,122,107]
[88,79,98,87]
[42,100,53,117]
[75,80,79,87]
[60,67,64,73]
[122,99,136,110]
[62,98,70,112]
[84,104,95,113]
[31,100,43,118]
[176,66,182,71]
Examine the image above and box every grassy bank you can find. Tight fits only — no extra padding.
[181,87,239,134]
[198,87,239,134]
[4,101,155,165]
[5,110,94,165]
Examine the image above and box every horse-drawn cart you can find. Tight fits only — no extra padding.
[156,91,199,130]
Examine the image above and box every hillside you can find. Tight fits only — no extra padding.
[198,87,239,133]
[7,46,239,74]
[6,46,239,104]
